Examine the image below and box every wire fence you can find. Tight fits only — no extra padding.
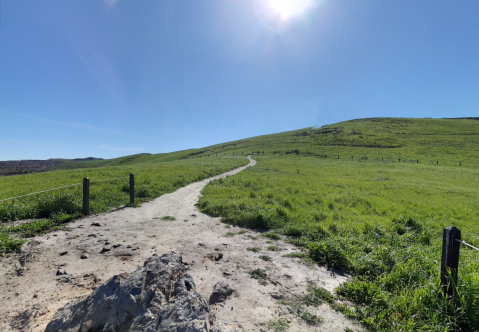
[0,176,129,203]
[456,239,479,252]
[90,177,128,183]
[0,182,83,202]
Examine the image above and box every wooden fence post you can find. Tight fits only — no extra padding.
[417,160,419,164]
[399,158,401,162]
[257,151,259,155]
[460,162,462,166]
[382,157,383,161]
[129,173,135,204]
[441,226,461,296]
[83,177,90,215]
[263,151,264,154]
[437,161,438,165]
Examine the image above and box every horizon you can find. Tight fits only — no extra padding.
[2,1,479,160]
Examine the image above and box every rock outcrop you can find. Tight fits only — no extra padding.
[45,251,214,332]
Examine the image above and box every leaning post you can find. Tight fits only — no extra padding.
[441,226,461,296]
[130,173,135,204]
[83,177,90,215]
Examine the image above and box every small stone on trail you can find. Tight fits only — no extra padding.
[56,269,67,276]
[59,251,68,256]
[91,223,101,227]
[81,253,89,259]
[100,247,111,253]
[209,281,235,304]
[198,242,206,247]
[94,276,102,283]
[127,245,132,248]
[87,234,97,238]
[112,244,122,248]
[270,293,284,300]
[204,253,223,262]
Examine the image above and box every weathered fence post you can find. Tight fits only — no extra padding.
[130,173,135,204]
[441,226,461,296]
[338,155,339,159]
[83,177,90,215]
[437,161,438,165]
[417,160,419,164]
[257,151,259,155]
[325,155,327,158]
[460,162,462,166]
[263,151,264,154]
[399,158,401,162]
[382,157,383,161]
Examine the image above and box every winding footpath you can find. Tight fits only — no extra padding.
[0,156,362,331]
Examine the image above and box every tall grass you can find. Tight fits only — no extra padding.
[198,155,479,331]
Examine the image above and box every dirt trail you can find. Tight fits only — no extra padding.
[0,156,362,332]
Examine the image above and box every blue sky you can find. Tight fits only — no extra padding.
[1,0,478,160]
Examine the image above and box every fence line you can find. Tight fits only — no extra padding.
[0,182,83,202]
[0,176,130,203]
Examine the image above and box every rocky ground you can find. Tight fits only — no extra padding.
[0,156,363,332]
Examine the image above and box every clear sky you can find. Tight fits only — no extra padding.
[1,0,478,160]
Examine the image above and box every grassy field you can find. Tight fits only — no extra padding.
[198,155,479,331]
[0,156,248,255]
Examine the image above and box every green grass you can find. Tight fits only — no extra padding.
[267,245,281,251]
[259,255,272,261]
[268,319,289,332]
[248,268,268,285]
[161,216,176,221]
[247,247,261,253]
[0,156,248,255]
[198,154,479,331]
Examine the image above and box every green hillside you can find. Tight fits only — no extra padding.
[56,117,479,170]
[195,117,479,166]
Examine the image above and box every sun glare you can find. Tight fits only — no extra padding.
[268,0,312,18]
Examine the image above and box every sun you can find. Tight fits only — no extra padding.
[268,0,312,18]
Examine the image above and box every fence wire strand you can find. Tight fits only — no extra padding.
[0,182,83,203]
[0,176,130,203]
[91,177,128,183]
[456,239,479,252]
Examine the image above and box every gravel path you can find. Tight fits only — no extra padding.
[0,156,362,332]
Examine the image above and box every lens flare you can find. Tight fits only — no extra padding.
[268,0,312,18]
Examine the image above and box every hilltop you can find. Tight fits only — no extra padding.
[4,117,478,175]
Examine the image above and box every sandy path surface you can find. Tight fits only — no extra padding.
[0,156,362,332]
